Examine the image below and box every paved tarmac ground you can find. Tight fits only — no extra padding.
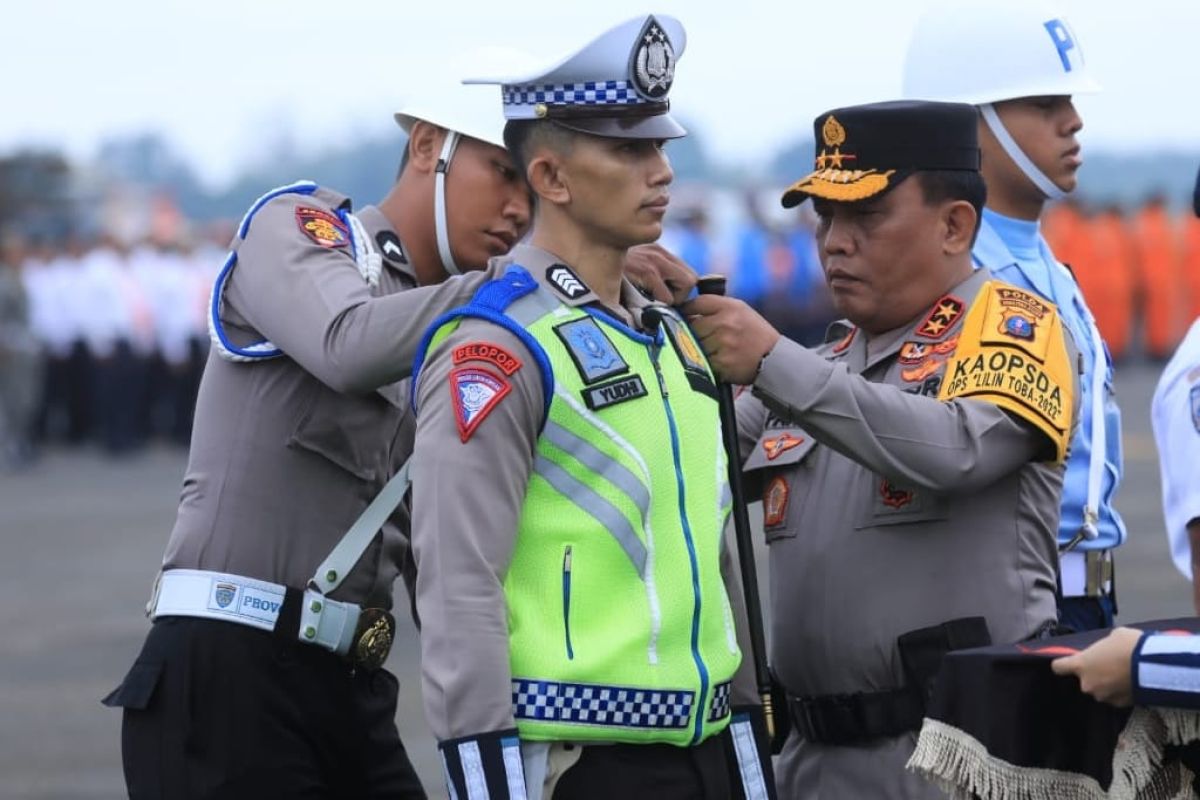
[0,360,1190,799]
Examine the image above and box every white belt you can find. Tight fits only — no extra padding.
[1059,550,1113,598]
[151,569,361,656]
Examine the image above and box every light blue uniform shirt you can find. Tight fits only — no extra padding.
[973,208,1126,551]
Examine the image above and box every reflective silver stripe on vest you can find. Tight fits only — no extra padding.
[543,420,650,522]
[533,454,648,577]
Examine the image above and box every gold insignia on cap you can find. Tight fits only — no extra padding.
[822,115,846,148]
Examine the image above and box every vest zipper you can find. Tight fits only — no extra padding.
[562,545,575,660]
[650,342,710,745]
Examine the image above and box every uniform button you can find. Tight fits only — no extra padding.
[304,626,317,639]
[325,570,338,583]
[310,600,323,613]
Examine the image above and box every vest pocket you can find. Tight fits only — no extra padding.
[562,545,575,660]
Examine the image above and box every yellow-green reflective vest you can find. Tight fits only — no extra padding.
[418,266,742,746]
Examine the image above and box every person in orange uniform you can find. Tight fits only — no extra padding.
[1084,205,1137,361]
[1135,195,1184,359]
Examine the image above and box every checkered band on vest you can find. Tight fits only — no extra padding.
[512,679,694,729]
[707,681,732,722]
[503,81,647,107]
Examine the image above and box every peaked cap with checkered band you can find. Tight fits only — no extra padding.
[466,14,687,139]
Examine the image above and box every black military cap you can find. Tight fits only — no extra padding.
[781,100,981,208]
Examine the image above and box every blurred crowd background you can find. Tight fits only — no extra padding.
[0,133,1197,471]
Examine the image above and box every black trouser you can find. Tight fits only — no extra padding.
[552,734,733,800]
[104,617,425,799]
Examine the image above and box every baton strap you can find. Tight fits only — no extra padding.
[309,459,412,596]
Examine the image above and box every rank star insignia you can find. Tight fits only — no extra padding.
[916,295,965,339]
[763,432,804,460]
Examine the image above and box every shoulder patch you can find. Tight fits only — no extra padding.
[915,295,964,339]
[546,264,588,300]
[1191,385,1200,433]
[938,281,1073,462]
[295,206,349,248]
[554,317,628,384]
[453,341,523,376]
[450,367,511,443]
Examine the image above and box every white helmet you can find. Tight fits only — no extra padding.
[393,77,508,275]
[902,0,1100,105]
[902,1,1100,201]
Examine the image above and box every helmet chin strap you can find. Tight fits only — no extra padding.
[980,103,1067,202]
[434,131,463,276]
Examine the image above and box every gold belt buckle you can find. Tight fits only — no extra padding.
[352,608,396,669]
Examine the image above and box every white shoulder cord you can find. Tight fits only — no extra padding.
[1078,295,1107,542]
[980,104,1067,202]
[345,211,382,289]
[434,131,463,276]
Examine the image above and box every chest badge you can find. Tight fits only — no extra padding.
[763,432,804,461]
[763,476,790,528]
[555,317,628,384]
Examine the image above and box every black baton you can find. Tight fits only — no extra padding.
[694,274,775,739]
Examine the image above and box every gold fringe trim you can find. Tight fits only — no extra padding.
[1159,707,1200,748]
[906,714,1194,800]
[782,169,895,202]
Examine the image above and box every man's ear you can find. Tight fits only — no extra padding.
[527,151,571,207]
[943,200,978,256]
[406,121,445,174]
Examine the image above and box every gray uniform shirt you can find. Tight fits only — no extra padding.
[736,268,1077,799]
[410,244,758,742]
[162,186,497,607]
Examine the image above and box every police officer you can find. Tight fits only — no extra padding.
[904,1,1123,631]
[102,80,532,798]
[685,101,1079,799]
[407,16,774,799]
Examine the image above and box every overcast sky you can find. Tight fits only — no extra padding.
[3,0,1194,187]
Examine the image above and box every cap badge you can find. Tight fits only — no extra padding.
[822,115,846,148]
[631,17,675,100]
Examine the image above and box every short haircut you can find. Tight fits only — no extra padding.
[503,119,578,178]
[914,170,988,241]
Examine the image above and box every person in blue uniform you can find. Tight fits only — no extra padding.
[904,1,1123,630]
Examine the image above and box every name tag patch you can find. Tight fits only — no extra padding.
[583,375,648,411]
[555,317,629,384]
